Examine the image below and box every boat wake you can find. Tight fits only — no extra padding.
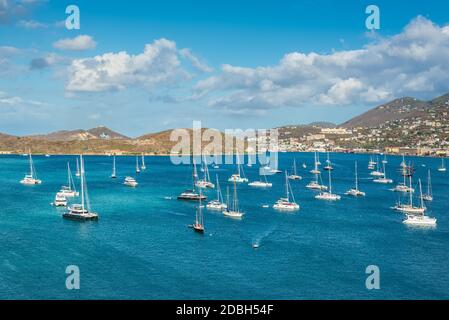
[252,225,277,249]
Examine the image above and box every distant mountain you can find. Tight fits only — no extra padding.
[341,94,449,128]
[29,126,129,142]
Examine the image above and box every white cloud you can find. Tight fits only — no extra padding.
[194,16,449,113]
[0,91,47,107]
[66,38,204,93]
[53,35,97,51]
[17,19,47,28]
[179,48,213,73]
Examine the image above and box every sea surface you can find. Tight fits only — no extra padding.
[0,153,448,299]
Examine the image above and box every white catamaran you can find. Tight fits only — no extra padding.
[310,152,321,174]
[392,176,425,214]
[315,168,341,201]
[20,151,42,185]
[58,162,79,197]
[273,172,300,211]
[248,172,273,188]
[288,158,302,180]
[438,157,446,172]
[196,155,215,189]
[178,159,207,201]
[206,175,227,210]
[373,162,393,184]
[403,179,436,226]
[421,169,433,201]
[228,153,248,183]
[63,155,99,221]
[345,161,365,196]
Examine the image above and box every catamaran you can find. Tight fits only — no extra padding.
[111,155,117,179]
[223,180,244,218]
[249,172,272,188]
[63,155,99,221]
[135,156,140,173]
[196,155,215,188]
[273,172,300,210]
[124,176,138,187]
[392,165,414,192]
[58,162,79,197]
[228,153,248,183]
[438,157,446,172]
[323,151,333,171]
[368,155,376,170]
[403,179,436,226]
[192,188,205,233]
[141,153,146,170]
[421,169,433,201]
[178,160,207,201]
[53,193,68,207]
[288,158,302,180]
[315,167,341,201]
[373,162,393,183]
[206,175,227,210]
[310,152,321,174]
[392,176,425,214]
[345,161,365,196]
[370,157,384,177]
[20,151,42,185]
[306,172,328,190]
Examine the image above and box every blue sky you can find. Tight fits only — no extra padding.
[1,0,449,136]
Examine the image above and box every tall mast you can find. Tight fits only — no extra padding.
[29,151,33,177]
[285,172,289,200]
[355,161,358,191]
[67,162,71,190]
[192,159,198,191]
[112,156,116,176]
[328,167,332,194]
[409,175,413,207]
[233,179,238,212]
[419,179,424,211]
[216,175,220,201]
[80,155,85,212]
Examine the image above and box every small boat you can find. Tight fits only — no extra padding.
[310,152,321,174]
[196,155,215,188]
[315,168,340,201]
[141,153,146,170]
[228,153,248,183]
[421,170,433,201]
[302,163,307,169]
[206,175,227,210]
[273,172,300,210]
[135,156,141,174]
[45,154,51,158]
[392,170,414,193]
[53,193,68,207]
[249,172,272,188]
[124,176,138,187]
[438,157,446,172]
[252,243,259,249]
[288,158,302,180]
[345,161,365,196]
[323,151,333,171]
[63,155,99,221]
[403,214,436,226]
[192,189,205,233]
[111,155,117,178]
[373,163,393,184]
[20,151,42,185]
[223,181,244,218]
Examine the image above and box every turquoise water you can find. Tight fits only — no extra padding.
[0,153,448,299]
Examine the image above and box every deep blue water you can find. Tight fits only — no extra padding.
[0,153,448,299]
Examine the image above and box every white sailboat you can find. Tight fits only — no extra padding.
[310,152,321,174]
[228,153,248,183]
[111,155,117,179]
[288,158,302,180]
[124,176,138,187]
[403,179,436,226]
[249,172,272,188]
[438,157,446,172]
[273,172,300,210]
[373,162,393,184]
[370,156,384,177]
[392,168,414,193]
[323,151,333,171]
[421,170,433,201]
[345,161,365,196]
[306,172,328,190]
[63,155,99,221]
[382,154,388,164]
[223,180,244,218]
[207,175,227,210]
[58,162,79,197]
[141,153,146,170]
[75,157,80,177]
[196,155,215,188]
[315,167,341,201]
[392,176,425,214]
[53,193,68,207]
[20,151,42,185]
[135,156,140,173]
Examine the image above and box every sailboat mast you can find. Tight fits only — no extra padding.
[80,156,85,212]
[328,167,332,194]
[409,175,413,206]
[29,152,33,177]
[113,156,116,176]
[285,172,289,200]
[233,180,238,212]
[293,158,297,175]
[355,161,358,191]
[419,179,424,211]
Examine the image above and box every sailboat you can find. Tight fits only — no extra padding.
[20,151,42,185]
[178,159,207,201]
[249,172,272,187]
[392,176,425,214]
[316,152,321,165]
[421,170,433,201]
[135,156,141,173]
[315,167,341,201]
[370,156,384,177]
[192,188,205,233]
[223,180,244,218]
[382,154,388,164]
[141,153,146,170]
[228,153,248,183]
[206,175,227,210]
[345,161,365,196]
[75,157,80,177]
[323,151,333,171]
[273,172,300,210]
[111,155,117,179]
[306,172,328,190]
[403,179,436,226]
[310,152,321,174]
[368,155,376,170]
[53,193,68,207]
[373,162,393,183]
[63,155,99,221]
[392,164,414,193]
[438,157,446,172]
[196,155,215,188]
[288,158,302,180]
[58,162,79,197]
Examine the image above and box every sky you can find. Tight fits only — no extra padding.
[1,0,449,137]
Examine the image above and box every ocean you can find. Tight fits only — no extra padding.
[0,153,448,299]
